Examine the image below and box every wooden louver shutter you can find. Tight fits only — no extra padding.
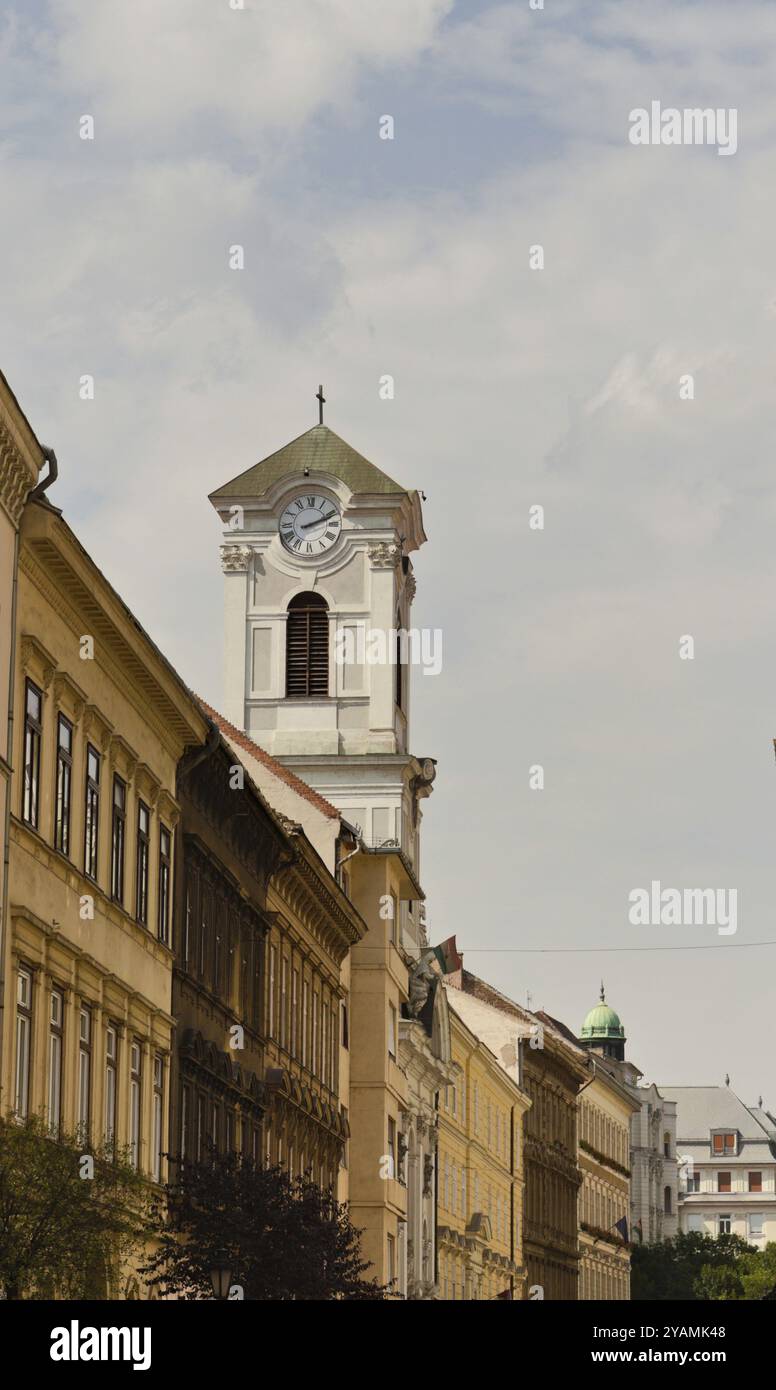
[286,593,329,697]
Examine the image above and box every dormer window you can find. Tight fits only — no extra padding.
[712,1130,737,1156]
[286,592,329,697]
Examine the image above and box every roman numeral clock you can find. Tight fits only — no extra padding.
[279,494,342,555]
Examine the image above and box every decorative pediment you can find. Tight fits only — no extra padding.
[20,634,57,690]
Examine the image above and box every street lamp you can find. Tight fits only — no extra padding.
[209,1264,232,1301]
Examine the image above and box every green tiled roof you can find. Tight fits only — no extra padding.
[209,425,407,500]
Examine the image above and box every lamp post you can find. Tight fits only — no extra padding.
[209,1264,232,1301]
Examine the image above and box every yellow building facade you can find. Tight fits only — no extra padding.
[577,1058,635,1300]
[437,991,531,1300]
[2,497,208,1297]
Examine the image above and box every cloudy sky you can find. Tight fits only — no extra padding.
[3,0,776,1107]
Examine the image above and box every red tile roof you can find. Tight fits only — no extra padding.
[196,698,340,821]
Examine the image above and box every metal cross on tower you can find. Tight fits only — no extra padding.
[316,384,326,424]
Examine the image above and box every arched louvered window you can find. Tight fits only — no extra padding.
[286,592,329,697]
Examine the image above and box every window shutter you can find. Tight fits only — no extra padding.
[286,593,329,697]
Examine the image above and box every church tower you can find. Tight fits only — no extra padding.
[579,983,627,1063]
[209,399,436,953]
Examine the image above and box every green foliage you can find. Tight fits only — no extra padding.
[141,1153,385,1301]
[632,1231,776,1301]
[0,1113,149,1299]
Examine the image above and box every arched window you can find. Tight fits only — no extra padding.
[664,1185,672,1214]
[286,592,329,697]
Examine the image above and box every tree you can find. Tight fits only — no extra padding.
[632,1231,755,1300]
[141,1153,385,1300]
[0,1114,149,1299]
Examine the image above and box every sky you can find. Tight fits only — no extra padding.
[2,0,776,1108]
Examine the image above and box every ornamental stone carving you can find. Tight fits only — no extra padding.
[367,542,401,569]
[220,544,252,573]
[0,419,37,524]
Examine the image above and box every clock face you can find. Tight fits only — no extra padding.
[279,494,342,556]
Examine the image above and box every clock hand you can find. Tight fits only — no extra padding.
[300,513,337,531]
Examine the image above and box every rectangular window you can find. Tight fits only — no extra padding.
[54,714,73,854]
[136,802,150,924]
[387,1234,396,1291]
[718,1171,731,1193]
[196,1092,204,1162]
[388,1003,397,1059]
[15,967,33,1118]
[749,1213,764,1238]
[712,1131,736,1155]
[105,1024,117,1152]
[153,1055,163,1182]
[78,1005,92,1142]
[312,992,319,1074]
[687,1172,700,1193]
[130,1042,142,1170]
[111,775,126,903]
[48,987,64,1135]
[84,745,100,880]
[22,680,42,828]
[749,1171,763,1192]
[341,1000,349,1050]
[330,1005,337,1091]
[718,1213,732,1235]
[158,824,171,943]
[322,1001,328,1086]
[181,1084,190,1162]
[291,968,299,1059]
[280,958,288,1050]
[268,945,276,1037]
[387,1117,396,1178]
[302,979,309,1067]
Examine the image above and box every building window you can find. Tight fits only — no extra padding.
[158,825,171,943]
[84,745,100,881]
[341,1000,349,1049]
[712,1131,736,1155]
[473,1081,479,1134]
[749,1171,763,1192]
[54,714,73,854]
[48,987,64,1135]
[387,1233,396,1292]
[291,968,299,1059]
[111,775,127,903]
[136,802,150,925]
[388,1003,397,1059]
[322,1001,329,1086]
[22,680,42,828]
[387,1117,397,1179]
[663,1130,671,1158]
[78,1005,92,1142]
[717,1171,731,1193]
[718,1213,731,1236]
[196,1093,204,1162]
[15,967,33,1118]
[130,1042,142,1169]
[268,945,276,1037]
[312,991,319,1074]
[105,1025,118,1152]
[330,1004,337,1090]
[687,1172,700,1193]
[285,592,329,697]
[280,958,288,1050]
[302,979,309,1067]
[180,1084,190,1163]
[664,1185,672,1214]
[153,1056,164,1182]
[749,1213,764,1238]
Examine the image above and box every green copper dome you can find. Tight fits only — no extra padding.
[580,984,625,1041]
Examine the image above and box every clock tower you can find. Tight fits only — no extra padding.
[209,410,436,952]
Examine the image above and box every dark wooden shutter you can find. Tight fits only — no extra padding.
[286,593,329,697]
